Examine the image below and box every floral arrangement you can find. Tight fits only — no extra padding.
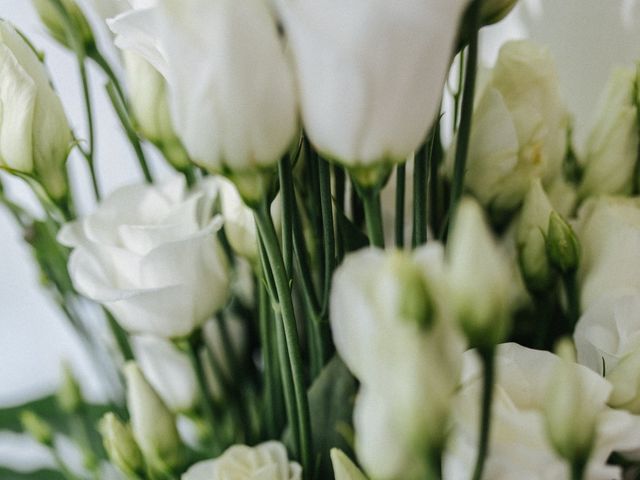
[2,0,640,479]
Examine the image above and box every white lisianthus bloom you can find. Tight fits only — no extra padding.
[447,40,569,215]
[275,0,468,185]
[330,246,464,479]
[58,176,230,338]
[109,0,297,202]
[574,196,640,310]
[132,335,198,413]
[447,198,514,347]
[123,50,189,170]
[183,441,302,480]
[99,413,144,477]
[445,343,640,480]
[0,20,72,200]
[575,294,640,413]
[579,67,639,197]
[124,362,183,473]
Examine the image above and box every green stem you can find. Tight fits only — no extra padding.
[105,79,153,184]
[104,308,133,361]
[186,331,218,447]
[78,58,100,200]
[318,156,335,315]
[425,447,443,480]
[571,459,587,480]
[279,154,295,276]
[471,347,495,480]
[254,203,312,474]
[258,281,279,438]
[449,0,481,225]
[360,187,385,248]
[413,143,428,247]
[395,163,406,248]
[333,165,346,262]
[563,271,580,330]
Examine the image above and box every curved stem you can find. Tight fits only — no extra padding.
[254,203,312,474]
[318,157,335,316]
[449,0,481,225]
[471,347,495,480]
[360,187,385,248]
[78,58,100,200]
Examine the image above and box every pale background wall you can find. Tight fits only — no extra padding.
[0,0,637,468]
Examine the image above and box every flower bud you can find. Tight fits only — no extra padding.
[457,0,518,48]
[0,21,71,200]
[99,413,145,477]
[123,51,189,170]
[517,179,556,293]
[389,252,435,330]
[56,362,82,414]
[606,349,640,414]
[579,67,639,197]
[447,198,513,347]
[124,362,183,474]
[20,411,53,446]
[31,0,95,52]
[544,338,597,464]
[546,211,580,274]
[331,449,368,480]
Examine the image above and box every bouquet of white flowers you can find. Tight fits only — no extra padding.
[2,0,640,479]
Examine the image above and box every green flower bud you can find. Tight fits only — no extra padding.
[388,252,435,330]
[20,411,53,446]
[56,362,82,414]
[124,362,184,474]
[546,211,580,273]
[99,413,145,477]
[606,349,640,414]
[31,0,95,52]
[331,448,368,480]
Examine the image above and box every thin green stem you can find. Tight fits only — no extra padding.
[333,165,346,262]
[425,447,443,480]
[258,281,278,438]
[279,155,295,276]
[449,0,481,225]
[571,459,587,480]
[360,187,385,248]
[78,58,100,200]
[185,331,218,447]
[413,143,428,247]
[471,347,495,480]
[318,156,335,315]
[563,271,580,330]
[105,82,153,183]
[395,163,406,248]
[254,203,312,474]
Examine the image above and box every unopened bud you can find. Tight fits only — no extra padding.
[606,349,640,414]
[56,362,82,414]
[546,212,580,273]
[331,448,368,480]
[99,413,144,476]
[390,252,435,330]
[20,411,53,446]
[31,0,94,51]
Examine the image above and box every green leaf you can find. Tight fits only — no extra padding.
[283,356,358,479]
[0,466,66,479]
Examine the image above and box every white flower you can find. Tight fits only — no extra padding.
[447,40,569,214]
[123,50,188,170]
[0,20,71,200]
[275,0,468,181]
[58,176,230,338]
[445,343,640,480]
[124,362,183,473]
[447,198,514,347]
[109,0,297,199]
[99,413,144,477]
[182,441,301,480]
[330,246,464,479]
[575,294,640,413]
[132,335,198,413]
[579,67,639,197]
[574,196,640,311]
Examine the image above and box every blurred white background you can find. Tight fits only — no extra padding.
[0,0,638,468]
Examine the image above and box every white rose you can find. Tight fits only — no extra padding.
[330,246,464,479]
[574,196,640,310]
[579,67,639,197]
[447,40,569,215]
[58,176,230,338]
[109,0,297,200]
[132,335,198,413]
[445,343,640,480]
[183,441,301,480]
[0,20,72,200]
[275,0,468,183]
[575,294,640,414]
